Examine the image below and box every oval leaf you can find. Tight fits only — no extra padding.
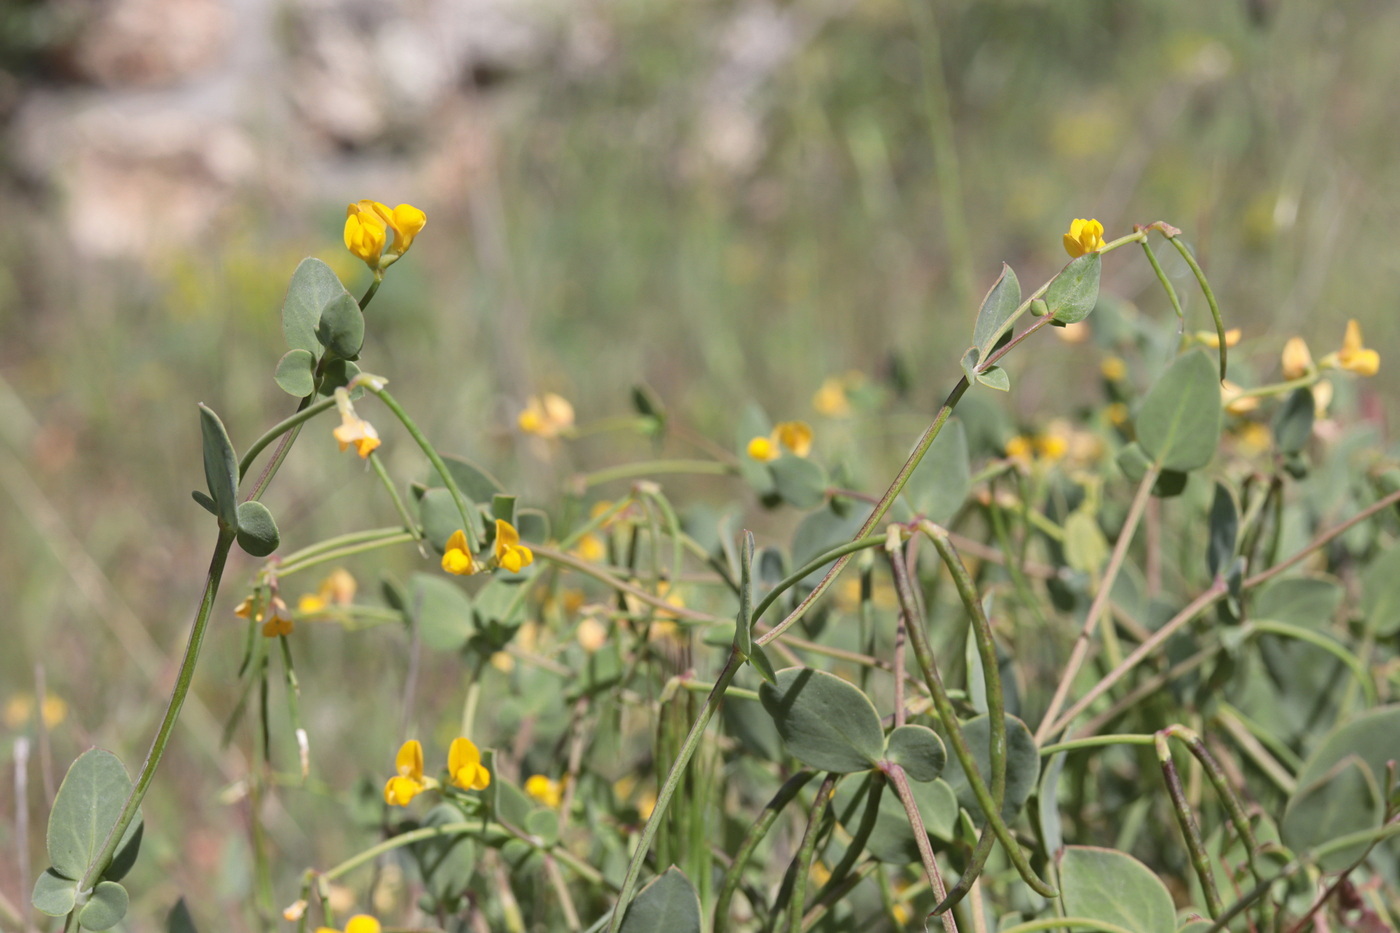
[1045,253,1102,325]
[902,418,970,525]
[282,258,349,356]
[941,713,1039,824]
[972,263,1022,358]
[1136,350,1222,471]
[771,455,827,510]
[1362,549,1400,637]
[166,897,200,933]
[1252,576,1342,631]
[760,668,885,773]
[1059,845,1175,933]
[198,404,239,528]
[619,866,701,933]
[884,724,946,782]
[409,573,477,652]
[235,501,280,557]
[273,348,316,398]
[47,749,139,881]
[412,804,478,904]
[31,869,78,917]
[1281,756,1383,872]
[78,880,129,931]
[316,293,365,360]
[1272,387,1315,455]
[1207,482,1238,578]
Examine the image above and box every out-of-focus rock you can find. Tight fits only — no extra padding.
[50,0,232,87]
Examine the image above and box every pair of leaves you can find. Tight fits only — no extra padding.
[32,749,142,930]
[274,258,366,397]
[194,405,280,556]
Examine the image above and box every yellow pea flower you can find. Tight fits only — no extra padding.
[317,914,382,933]
[1005,435,1034,464]
[374,202,426,257]
[812,377,852,416]
[1321,319,1379,376]
[261,597,293,637]
[518,393,575,439]
[1221,379,1260,415]
[774,421,813,457]
[573,532,606,562]
[494,519,534,573]
[344,203,388,269]
[1196,328,1241,349]
[1281,336,1313,380]
[1063,218,1106,258]
[525,774,565,808]
[332,388,381,458]
[576,616,608,653]
[1100,356,1127,382]
[447,737,491,791]
[441,529,478,576]
[300,568,357,614]
[746,435,779,462]
[384,740,430,806]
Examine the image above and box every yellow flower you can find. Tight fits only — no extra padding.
[774,421,813,457]
[447,737,491,791]
[1063,218,1106,258]
[332,388,381,458]
[518,393,575,439]
[1196,328,1241,349]
[1221,380,1260,415]
[494,519,534,573]
[1005,435,1034,464]
[317,915,382,933]
[1106,402,1130,426]
[1233,421,1271,456]
[384,740,430,806]
[1100,356,1127,382]
[261,597,293,637]
[746,435,779,462]
[300,568,357,614]
[344,203,387,269]
[1055,320,1091,344]
[525,774,565,808]
[441,529,478,576]
[1313,380,1333,418]
[812,377,852,416]
[1281,336,1313,380]
[576,616,608,652]
[574,532,606,562]
[1322,319,1379,376]
[1034,433,1069,461]
[375,202,426,257]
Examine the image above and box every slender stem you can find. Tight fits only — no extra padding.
[1155,733,1223,917]
[1165,234,1228,380]
[750,537,885,628]
[1138,239,1184,321]
[783,774,838,933]
[579,459,734,489]
[999,919,1138,933]
[715,771,817,932]
[884,764,958,933]
[531,544,723,623]
[1035,463,1160,743]
[1039,734,1157,755]
[78,528,237,894]
[371,387,481,551]
[275,531,418,578]
[368,451,422,539]
[238,397,338,481]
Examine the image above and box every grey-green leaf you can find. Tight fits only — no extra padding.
[1045,253,1102,325]
[902,418,969,525]
[235,501,280,557]
[47,748,139,881]
[1272,387,1315,455]
[198,404,239,528]
[771,454,827,510]
[316,293,365,360]
[282,258,350,356]
[976,365,1011,392]
[618,866,702,933]
[884,724,946,782]
[1059,845,1175,933]
[274,348,316,398]
[1362,549,1400,637]
[409,573,477,652]
[167,897,200,933]
[78,880,129,931]
[972,263,1021,358]
[1207,482,1238,578]
[1135,350,1222,471]
[413,804,478,904]
[31,869,77,917]
[760,668,885,773]
[1252,576,1342,631]
[941,713,1039,824]
[1281,756,1383,872]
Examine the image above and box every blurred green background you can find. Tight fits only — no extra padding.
[2,0,1398,926]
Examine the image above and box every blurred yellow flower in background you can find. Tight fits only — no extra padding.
[747,420,814,460]
[1196,328,1241,349]
[746,435,779,461]
[1320,320,1379,376]
[518,393,575,438]
[1063,218,1106,258]
[317,914,382,933]
[525,774,565,808]
[299,568,357,614]
[1281,337,1313,379]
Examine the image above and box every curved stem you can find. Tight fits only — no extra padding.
[238,397,338,482]
[714,771,817,932]
[579,459,734,489]
[1165,234,1228,380]
[370,388,480,551]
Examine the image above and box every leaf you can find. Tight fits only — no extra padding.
[618,866,702,933]
[412,804,478,906]
[1063,510,1109,575]
[1058,846,1176,933]
[408,573,477,652]
[1207,482,1238,578]
[734,530,755,658]
[167,898,200,933]
[759,668,885,773]
[46,748,139,881]
[281,258,350,356]
[1272,387,1315,455]
[1252,576,1343,630]
[1116,442,1190,497]
[1038,750,1068,858]
[959,347,980,385]
[273,348,316,398]
[316,359,363,399]
[940,713,1039,824]
[1362,548,1400,637]
[78,880,129,931]
[31,869,77,917]
[1135,350,1222,471]
[972,263,1022,358]
[902,418,970,525]
[884,724,946,782]
[1045,253,1102,325]
[976,365,1011,392]
[316,293,365,360]
[198,404,239,528]
[235,501,280,558]
[1281,757,1383,872]
[191,490,216,515]
[770,454,827,510]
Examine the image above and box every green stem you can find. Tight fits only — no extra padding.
[276,531,418,579]
[714,771,817,932]
[1138,239,1184,321]
[883,764,957,933]
[1165,234,1228,380]
[370,387,480,551]
[77,528,237,895]
[750,537,886,627]
[1039,734,1156,755]
[368,451,422,539]
[1155,733,1223,917]
[1249,620,1377,705]
[579,459,734,489]
[238,397,338,481]
[782,773,838,933]
[999,919,1138,933]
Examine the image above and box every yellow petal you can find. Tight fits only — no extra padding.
[448,736,478,777]
[775,421,813,458]
[1281,337,1313,380]
[1342,319,1365,354]
[746,436,778,462]
[496,519,520,550]
[396,739,423,780]
[1341,348,1380,376]
[344,916,383,933]
[383,775,422,806]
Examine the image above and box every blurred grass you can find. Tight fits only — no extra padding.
[2,0,1399,926]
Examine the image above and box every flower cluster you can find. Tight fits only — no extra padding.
[747,420,813,462]
[384,737,491,807]
[441,519,535,576]
[332,388,381,459]
[344,200,427,273]
[525,774,566,808]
